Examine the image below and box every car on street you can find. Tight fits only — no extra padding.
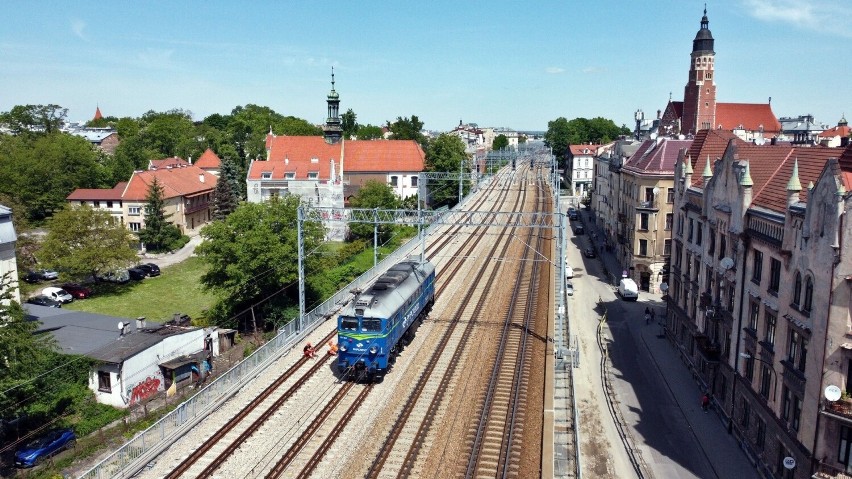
[135,263,161,277]
[14,428,76,468]
[566,281,574,296]
[37,269,59,281]
[584,247,596,258]
[61,283,93,299]
[97,269,130,284]
[574,226,585,235]
[565,265,574,279]
[41,287,73,304]
[26,295,62,308]
[127,267,147,281]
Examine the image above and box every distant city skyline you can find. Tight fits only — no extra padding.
[2,0,850,132]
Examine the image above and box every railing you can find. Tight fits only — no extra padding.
[814,461,852,479]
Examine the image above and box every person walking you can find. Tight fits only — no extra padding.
[644,307,651,325]
[701,393,710,412]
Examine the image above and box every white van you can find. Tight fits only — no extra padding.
[618,278,639,301]
[42,286,74,304]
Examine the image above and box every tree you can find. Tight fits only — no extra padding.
[219,156,246,200]
[341,109,358,139]
[196,196,325,330]
[348,181,400,242]
[388,115,426,146]
[211,173,238,220]
[492,134,509,151]
[137,178,182,252]
[0,104,67,136]
[544,117,571,164]
[356,124,384,140]
[38,204,138,279]
[425,134,468,207]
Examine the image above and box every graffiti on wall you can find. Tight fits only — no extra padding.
[128,375,163,405]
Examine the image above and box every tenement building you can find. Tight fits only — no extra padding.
[668,134,852,478]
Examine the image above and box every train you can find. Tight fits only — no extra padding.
[336,259,436,382]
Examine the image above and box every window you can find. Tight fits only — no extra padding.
[708,228,716,254]
[839,426,852,467]
[727,285,735,312]
[756,418,766,450]
[107,201,113,208]
[129,222,141,232]
[285,172,295,179]
[390,176,398,186]
[791,395,802,431]
[94,200,101,208]
[752,250,763,284]
[719,235,726,260]
[749,300,760,330]
[803,276,814,313]
[665,213,673,230]
[688,218,694,242]
[307,172,319,180]
[667,187,675,203]
[765,312,777,346]
[97,371,111,392]
[639,239,648,256]
[129,206,141,216]
[411,176,418,187]
[261,172,272,179]
[696,222,703,245]
[640,213,649,230]
[769,258,781,295]
[759,365,771,399]
[787,330,807,372]
[740,397,751,427]
[781,386,791,421]
[645,187,654,203]
[677,215,684,236]
[664,239,672,256]
[745,354,755,380]
[693,258,701,281]
[675,243,682,267]
[792,272,802,307]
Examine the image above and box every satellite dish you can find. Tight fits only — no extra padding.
[825,385,842,402]
[653,187,660,195]
[783,457,796,470]
[117,322,125,331]
[720,257,734,270]
[659,282,669,292]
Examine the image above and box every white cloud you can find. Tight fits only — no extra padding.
[545,67,564,74]
[741,0,852,37]
[71,18,87,41]
[582,66,606,74]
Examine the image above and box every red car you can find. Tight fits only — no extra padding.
[61,283,93,299]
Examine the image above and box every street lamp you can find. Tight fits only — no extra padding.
[740,353,777,401]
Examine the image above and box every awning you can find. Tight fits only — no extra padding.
[159,352,207,370]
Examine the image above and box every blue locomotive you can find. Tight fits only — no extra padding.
[337,259,436,381]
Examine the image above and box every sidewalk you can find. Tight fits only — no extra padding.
[581,211,759,478]
[140,233,203,268]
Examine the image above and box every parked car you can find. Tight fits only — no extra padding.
[97,269,130,284]
[127,267,147,281]
[565,265,574,279]
[41,287,73,304]
[566,281,574,296]
[584,247,596,258]
[574,226,585,235]
[25,295,62,308]
[61,283,93,299]
[14,428,76,468]
[22,271,43,283]
[135,263,161,277]
[37,269,59,281]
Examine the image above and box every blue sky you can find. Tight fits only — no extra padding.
[2,0,849,132]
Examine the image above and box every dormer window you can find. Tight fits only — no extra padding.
[285,172,295,180]
[310,157,319,164]
[307,172,319,180]
[261,172,272,179]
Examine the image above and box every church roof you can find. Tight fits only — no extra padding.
[715,103,781,133]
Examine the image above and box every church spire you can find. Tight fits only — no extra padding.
[323,67,342,144]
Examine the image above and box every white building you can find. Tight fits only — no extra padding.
[0,204,20,304]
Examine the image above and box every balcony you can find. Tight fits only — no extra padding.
[694,333,721,362]
[184,201,209,215]
[813,461,852,479]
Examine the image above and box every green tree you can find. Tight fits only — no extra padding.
[341,109,358,139]
[348,181,400,242]
[544,117,571,164]
[196,196,325,330]
[220,156,246,200]
[0,104,67,136]
[137,178,182,252]
[38,204,138,280]
[492,134,509,151]
[388,115,426,146]
[356,124,384,140]
[211,174,238,220]
[425,134,468,207]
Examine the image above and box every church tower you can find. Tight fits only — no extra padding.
[323,68,343,144]
[681,7,717,135]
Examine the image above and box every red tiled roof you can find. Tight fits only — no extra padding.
[67,182,126,201]
[715,103,781,133]
[123,165,217,201]
[685,129,742,187]
[569,145,598,156]
[149,157,190,170]
[837,143,852,190]
[739,145,843,212]
[819,125,852,138]
[194,148,221,169]
[624,139,692,175]
[249,136,424,180]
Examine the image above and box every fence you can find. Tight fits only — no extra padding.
[79,223,443,479]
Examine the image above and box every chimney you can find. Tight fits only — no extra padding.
[188,155,193,164]
[136,316,147,329]
[199,173,205,183]
[285,156,289,165]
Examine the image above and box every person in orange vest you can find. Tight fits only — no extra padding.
[327,341,338,356]
[303,342,316,359]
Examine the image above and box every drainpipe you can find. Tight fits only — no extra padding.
[729,234,750,434]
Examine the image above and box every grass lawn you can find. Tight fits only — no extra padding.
[64,257,216,324]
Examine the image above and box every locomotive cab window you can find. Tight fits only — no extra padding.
[341,318,358,331]
[362,319,382,331]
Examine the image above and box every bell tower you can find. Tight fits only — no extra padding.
[323,67,343,144]
[681,6,716,135]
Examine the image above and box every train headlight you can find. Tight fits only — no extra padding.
[369,346,378,355]
[339,344,347,352]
